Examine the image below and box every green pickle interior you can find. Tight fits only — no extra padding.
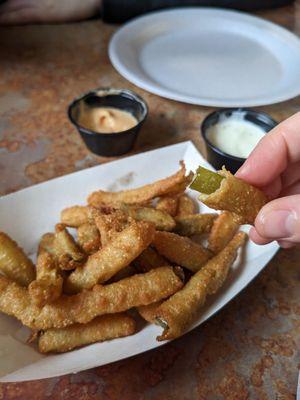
[190,166,224,194]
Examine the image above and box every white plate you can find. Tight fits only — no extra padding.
[0,141,278,382]
[109,8,300,107]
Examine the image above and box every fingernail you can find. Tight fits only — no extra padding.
[260,210,296,239]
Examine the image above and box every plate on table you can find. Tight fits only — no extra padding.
[109,8,300,107]
[0,141,278,382]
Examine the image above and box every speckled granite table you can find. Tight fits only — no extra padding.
[0,3,299,399]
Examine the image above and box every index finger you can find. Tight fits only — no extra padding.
[236,112,300,187]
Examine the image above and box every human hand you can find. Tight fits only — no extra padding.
[236,112,300,248]
[0,0,101,25]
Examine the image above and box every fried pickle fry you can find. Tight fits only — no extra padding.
[93,209,129,246]
[0,232,35,286]
[108,264,136,282]
[175,214,217,236]
[133,247,169,273]
[137,301,163,324]
[38,233,55,256]
[155,232,247,340]
[60,206,90,227]
[0,266,183,329]
[38,313,136,353]
[124,206,176,231]
[28,253,63,307]
[191,166,267,224]
[77,223,101,254]
[156,195,179,217]
[65,221,155,293]
[87,162,189,207]
[208,212,240,253]
[176,194,197,217]
[153,231,212,272]
[54,224,86,270]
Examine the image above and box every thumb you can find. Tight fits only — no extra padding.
[254,195,300,244]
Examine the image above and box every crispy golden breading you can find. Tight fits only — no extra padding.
[108,265,136,283]
[125,206,176,231]
[0,232,35,286]
[28,253,63,307]
[156,195,179,217]
[208,212,240,253]
[60,206,90,227]
[137,301,163,324]
[87,162,189,207]
[0,266,183,330]
[175,214,217,236]
[77,223,101,254]
[197,167,267,224]
[153,231,212,272]
[133,247,169,273]
[38,314,136,353]
[65,221,156,293]
[53,224,86,270]
[176,194,197,217]
[155,232,247,340]
[38,233,55,256]
[93,210,129,246]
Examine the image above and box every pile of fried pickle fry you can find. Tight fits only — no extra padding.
[0,161,267,353]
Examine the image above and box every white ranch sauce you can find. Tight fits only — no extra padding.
[207,115,265,158]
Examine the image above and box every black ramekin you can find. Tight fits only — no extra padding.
[201,108,278,173]
[68,88,148,157]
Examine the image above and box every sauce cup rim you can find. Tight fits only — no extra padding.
[68,87,148,137]
[201,107,277,163]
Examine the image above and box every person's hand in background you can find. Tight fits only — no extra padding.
[0,0,101,25]
[236,112,300,248]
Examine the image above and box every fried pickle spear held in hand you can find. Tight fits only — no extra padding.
[87,162,191,207]
[0,232,35,286]
[39,314,136,353]
[153,231,212,273]
[28,253,63,307]
[0,266,184,330]
[155,232,247,340]
[190,166,267,224]
[65,221,155,293]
